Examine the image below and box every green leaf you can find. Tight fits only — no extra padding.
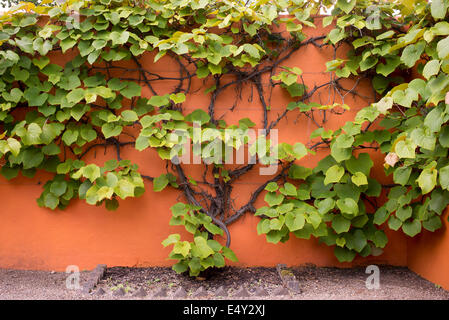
[351,172,368,186]
[416,168,437,194]
[393,166,412,186]
[439,126,449,147]
[185,109,210,124]
[317,198,335,214]
[23,88,48,107]
[44,192,59,210]
[173,241,191,257]
[401,42,425,68]
[153,174,169,192]
[194,236,214,259]
[437,36,449,59]
[32,56,50,70]
[135,136,149,151]
[334,246,356,262]
[336,198,359,217]
[396,206,412,221]
[345,153,373,176]
[62,130,79,146]
[360,56,378,71]
[11,66,29,82]
[324,165,345,185]
[50,180,67,197]
[280,183,297,196]
[402,219,422,237]
[376,56,401,77]
[170,202,188,217]
[1,166,19,180]
[270,218,284,230]
[80,126,97,142]
[110,30,130,46]
[222,246,238,262]
[335,133,354,148]
[292,143,308,159]
[172,261,188,274]
[101,123,123,139]
[322,16,333,27]
[23,148,44,169]
[212,253,225,267]
[242,43,260,59]
[286,83,305,97]
[121,110,138,122]
[423,216,443,232]
[288,165,312,180]
[60,38,77,53]
[440,165,449,190]
[121,82,141,99]
[162,234,181,247]
[424,105,444,133]
[115,179,135,199]
[376,31,395,40]
[67,88,85,104]
[7,138,21,156]
[265,182,278,192]
[204,223,223,236]
[108,78,127,91]
[20,15,37,27]
[264,192,284,207]
[373,230,388,248]
[429,189,449,214]
[337,0,356,13]
[285,211,305,232]
[431,0,448,20]
[148,95,169,107]
[3,88,23,103]
[395,139,416,159]
[81,164,101,182]
[170,93,186,104]
[349,229,367,253]
[422,60,440,80]
[374,207,389,225]
[332,215,351,234]
[196,64,210,78]
[388,215,402,231]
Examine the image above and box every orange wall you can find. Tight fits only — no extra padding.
[407,210,449,290]
[0,18,410,272]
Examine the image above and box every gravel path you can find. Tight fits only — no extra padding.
[0,265,447,300]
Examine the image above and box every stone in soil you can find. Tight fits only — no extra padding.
[113,288,126,296]
[95,288,106,295]
[192,286,208,298]
[273,286,290,296]
[172,287,188,299]
[233,286,250,297]
[286,280,302,293]
[94,264,107,278]
[254,287,268,296]
[152,287,167,298]
[132,287,147,297]
[81,286,92,294]
[214,286,228,297]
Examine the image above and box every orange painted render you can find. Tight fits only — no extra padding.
[407,210,449,290]
[0,16,447,291]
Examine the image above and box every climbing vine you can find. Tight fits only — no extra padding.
[1,0,449,276]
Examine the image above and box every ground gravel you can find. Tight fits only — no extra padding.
[0,265,447,300]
